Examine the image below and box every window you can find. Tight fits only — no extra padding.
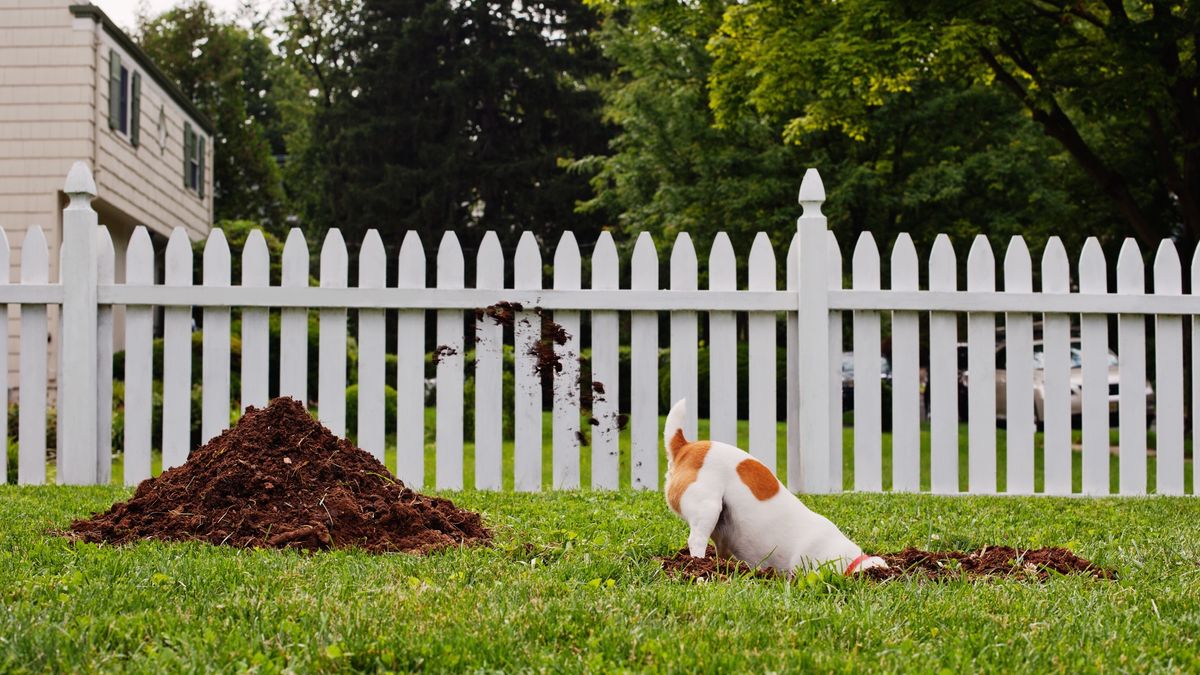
[183,122,206,198]
[107,50,141,146]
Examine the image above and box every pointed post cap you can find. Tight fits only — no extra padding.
[64,161,97,204]
[798,168,825,217]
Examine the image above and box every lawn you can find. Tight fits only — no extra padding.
[2,486,1199,671]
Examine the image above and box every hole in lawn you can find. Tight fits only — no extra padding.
[659,546,1116,582]
[66,397,491,554]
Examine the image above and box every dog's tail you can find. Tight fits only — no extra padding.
[664,398,689,457]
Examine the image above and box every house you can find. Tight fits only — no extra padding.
[0,1,214,388]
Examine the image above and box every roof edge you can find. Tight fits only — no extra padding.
[70,3,217,136]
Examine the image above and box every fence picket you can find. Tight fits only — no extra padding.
[670,233,699,440]
[1079,238,1109,495]
[1192,245,1200,495]
[1116,239,1146,495]
[852,232,882,492]
[318,230,349,437]
[590,232,620,489]
[123,227,153,484]
[929,234,958,493]
[786,234,800,492]
[1153,241,1184,495]
[162,228,193,470]
[474,231,504,490]
[967,236,997,494]
[1041,238,1072,495]
[396,232,426,487]
[201,229,231,444]
[1003,237,1035,494]
[514,232,542,491]
[552,232,582,489]
[828,232,843,491]
[18,226,48,484]
[890,233,920,492]
[630,233,658,490]
[747,233,776,470]
[279,229,309,405]
[96,227,114,485]
[435,231,465,490]
[357,230,386,462]
[0,231,7,483]
[240,230,269,410]
[708,233,737,447]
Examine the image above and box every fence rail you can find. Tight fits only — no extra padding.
[3,162,1197,497]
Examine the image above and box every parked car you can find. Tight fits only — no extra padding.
[957,340,1155,428]
[841,352,893,428]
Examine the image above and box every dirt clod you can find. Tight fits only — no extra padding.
[432,344,458,365]
[67,397,491,554]
[660,545,1114,583]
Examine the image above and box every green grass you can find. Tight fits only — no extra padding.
[2,486,1199,671]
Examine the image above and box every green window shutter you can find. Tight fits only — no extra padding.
[108,50,121,129]
[183,122,194,187]
[130,72,141,147]
[198,135,206,199]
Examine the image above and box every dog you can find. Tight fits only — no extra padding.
[663,399,887,576]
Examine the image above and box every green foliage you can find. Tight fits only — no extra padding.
[344,383,399,443]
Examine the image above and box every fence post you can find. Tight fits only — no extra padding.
[797,168,831,493]
[59,162,99,485]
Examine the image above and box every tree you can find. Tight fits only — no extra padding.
[283,0,613,258]
[139,1,289,232]
[708,0,1200,250]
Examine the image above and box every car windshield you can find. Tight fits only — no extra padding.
[1031,346,1118,369]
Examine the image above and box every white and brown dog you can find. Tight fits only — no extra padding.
[663,399,887,576]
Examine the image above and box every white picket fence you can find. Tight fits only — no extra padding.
[4,162,1198,495]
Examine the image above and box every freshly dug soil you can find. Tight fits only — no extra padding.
[67,397,490,553]
[659,545,1114,583]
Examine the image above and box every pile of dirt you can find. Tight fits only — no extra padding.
[67,397,490,553]
[659,546,1114,583]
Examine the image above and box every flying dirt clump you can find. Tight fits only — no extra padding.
[67,397,490,553]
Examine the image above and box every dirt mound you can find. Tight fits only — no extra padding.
[68,397,490,553]
[659,545,1114,582]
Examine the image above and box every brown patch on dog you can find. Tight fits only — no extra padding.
[736,458,780,500]
[666,441,711,514]
[668,428,688,457]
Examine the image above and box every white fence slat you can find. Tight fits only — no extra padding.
[396,232,426,487]
[435,231,465,490]
[590,232,620,489]
[96,227,114,484]
[279,228,309,405]
[1116,239,1146,495]
[630,232,658,490]
[785,234,800,491]
[123,227,154,485]
[966,235,997,494]
[747,233,776,470]
[201,229,231,444]
[827,232,843,491]
[474,232,504,490]
[240,230,269,410]
[0,231,7,483]
[670,233,699,440]
[1003,236,1035,495]
[318,229,349,437]
[890,233,920,492]
[1192,245,1200,496]
[1079,238,1110,495]
[1153,241,1184,495]
[929,234,958,494]
[18,226,48,484]
[708,233,737,447]
[552,232,582,489]
[852,232,882,492]
[357,230,386,462]
[514,232,542,492]
[162,228,193,471]
[1041,238,1073,495]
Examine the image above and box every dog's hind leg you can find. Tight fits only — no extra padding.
[682,493,723,558]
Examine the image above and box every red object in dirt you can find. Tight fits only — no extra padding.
[67,397,491,553]
[844,552,872,575]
